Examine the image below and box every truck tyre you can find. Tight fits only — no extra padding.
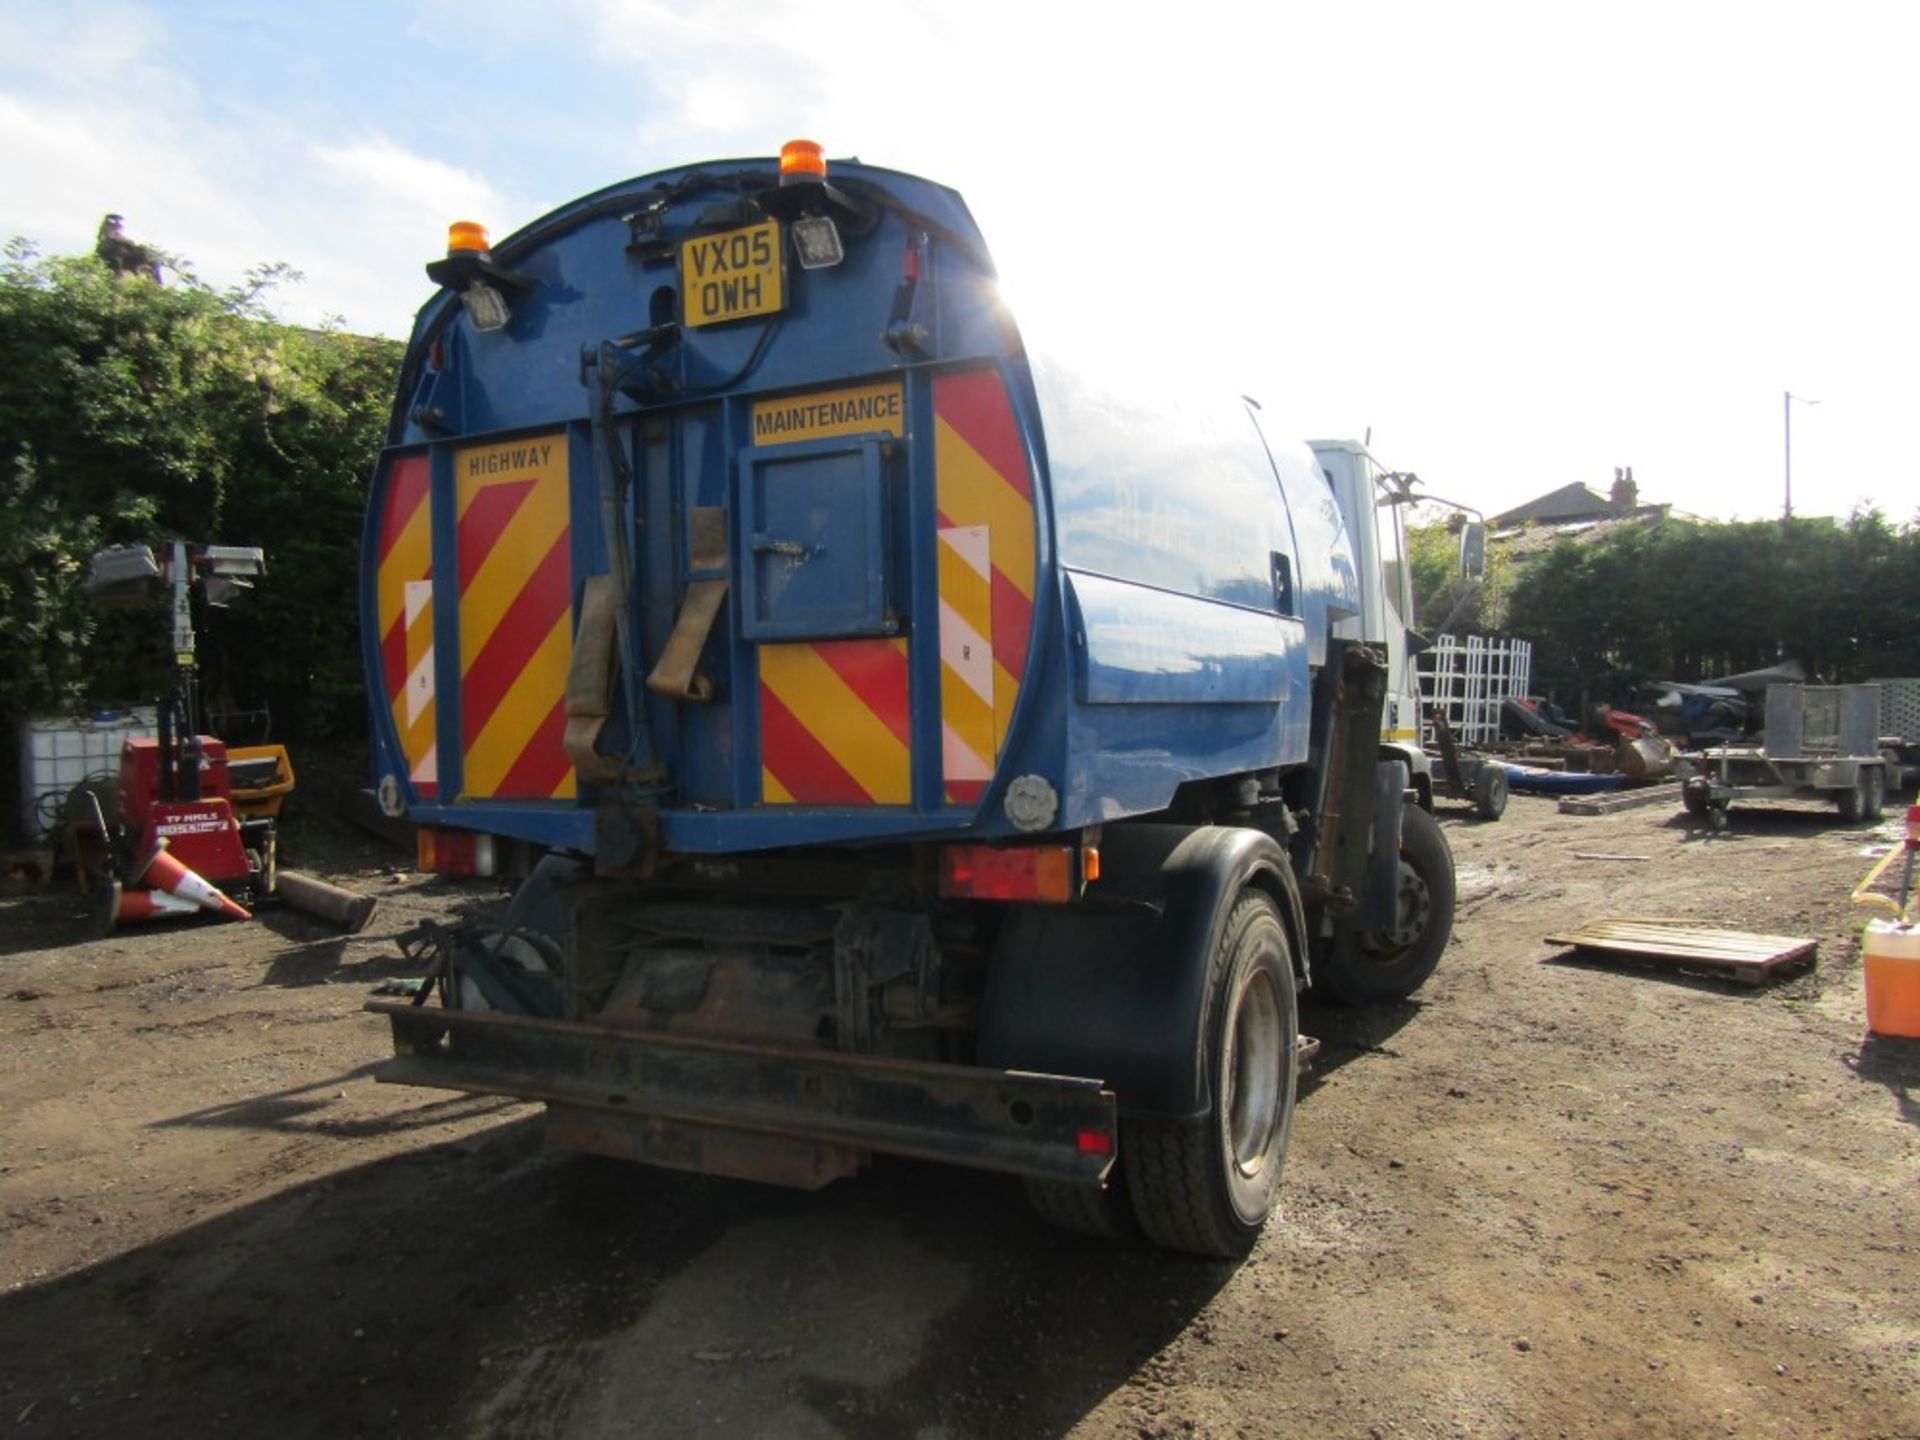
[1023,1173,1137,1241]
[1682,778,1711,818]
[1315,804,1456,1004]
[1471,765,1508,821]
[1124,889,1297,1259]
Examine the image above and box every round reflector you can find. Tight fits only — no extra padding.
[779,139,827,183]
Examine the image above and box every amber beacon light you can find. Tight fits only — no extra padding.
[446,220,492,255]
[779,139,827,184]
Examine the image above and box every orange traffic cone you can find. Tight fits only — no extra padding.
[130,838,253,922]
[105,880,203,930]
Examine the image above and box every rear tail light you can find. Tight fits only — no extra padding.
[417,826,496,877]
[938,843,1097,903]
[1077,1129,1115,1157]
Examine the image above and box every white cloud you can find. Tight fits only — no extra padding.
[310,139,507,221]
[0,2,539,336]
[1,0,1915,520]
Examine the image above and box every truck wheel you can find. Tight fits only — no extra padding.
[1865,766,1887,821]
[1023,1173,1137,1241]
[1315,804,1456,1004]
[1124,890,1297,1259]
[1682,779,1711,818]
[1471,765,1508,821]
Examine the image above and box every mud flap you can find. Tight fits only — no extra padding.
[976,824,1307,1120]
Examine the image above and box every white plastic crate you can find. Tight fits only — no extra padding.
[17,710,157,840]
[1874,677,1920,742]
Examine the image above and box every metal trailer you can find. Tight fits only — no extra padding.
[1428,709,1509,820]
[1872,677,1920,794]
[1679,683,1888,829]
[357,141,1463,1258]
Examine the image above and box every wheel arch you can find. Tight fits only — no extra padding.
[1382,740,1433,810]
[976,823,1303,1122]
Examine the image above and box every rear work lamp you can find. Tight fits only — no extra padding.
[791,214,844,269]
[461,280,512,332]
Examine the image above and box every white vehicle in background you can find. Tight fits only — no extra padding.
[1311,439,1507,822]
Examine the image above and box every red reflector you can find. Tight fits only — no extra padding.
[939,844,1075,903]
[1077,1129,1114,1156]
[416,826,495,877]
[902,247,921,281]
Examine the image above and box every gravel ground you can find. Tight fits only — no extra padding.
[1,791,1915,1439]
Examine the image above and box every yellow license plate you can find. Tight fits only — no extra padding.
[679,220,785,327]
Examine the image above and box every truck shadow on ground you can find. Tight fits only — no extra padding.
[252,886,506,990]
[0,891,105,958]
[0,1111,1237,1440]
[1297,995,1424,1091]
[146,1063,528,1139]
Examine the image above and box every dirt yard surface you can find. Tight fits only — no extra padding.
[2,794,1916,1439]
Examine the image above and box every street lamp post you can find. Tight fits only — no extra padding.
[1784,390,1819,533]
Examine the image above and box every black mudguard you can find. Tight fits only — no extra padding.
[975,824,1306,1122]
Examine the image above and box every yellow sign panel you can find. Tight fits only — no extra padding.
[456,434,565,490]
[452,430,575,801]
[751,381,905,446]
[680,220,786,327]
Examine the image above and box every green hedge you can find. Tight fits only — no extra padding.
[0,239,402,760]
[1412,510,1920,700]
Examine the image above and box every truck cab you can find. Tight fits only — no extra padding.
[1312,440,1432,801]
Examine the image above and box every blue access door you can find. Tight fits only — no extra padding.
[737,435,895,642]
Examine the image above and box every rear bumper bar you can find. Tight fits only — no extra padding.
[366,1002,1116,1185]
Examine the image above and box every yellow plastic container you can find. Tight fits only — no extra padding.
[1864,921,1920,1038]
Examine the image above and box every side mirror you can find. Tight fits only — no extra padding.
[1459,521,1487,580]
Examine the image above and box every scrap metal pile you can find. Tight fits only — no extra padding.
[1457,662,1917,824]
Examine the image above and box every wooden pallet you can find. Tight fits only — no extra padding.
[1543,918,1818,986]
[1557,784,1681,816]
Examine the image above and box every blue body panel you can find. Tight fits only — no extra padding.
[360,157,1359,854]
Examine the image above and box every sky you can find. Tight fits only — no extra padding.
[3,0,1915,525]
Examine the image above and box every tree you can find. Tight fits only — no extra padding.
[0,238,401,780]
[1408,510,1514,636]
[1496,512,1920,707]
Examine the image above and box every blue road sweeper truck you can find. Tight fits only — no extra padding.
[360,140,1462,1256]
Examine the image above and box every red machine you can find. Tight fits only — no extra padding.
[118,736,249,890]
[80,541,283,926]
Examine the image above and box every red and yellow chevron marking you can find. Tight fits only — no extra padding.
[934,369,1034,804]
[375,453,437,797]
[760,638,910,805]
[454,433,575,800]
